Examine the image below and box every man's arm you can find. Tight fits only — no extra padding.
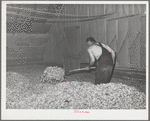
[87,48,95,66]
[101,43,116,64]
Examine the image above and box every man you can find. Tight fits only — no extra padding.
[85,37,116,85]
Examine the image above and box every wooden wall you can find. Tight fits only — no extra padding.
[51,4,146,70]
[7,33,50,66]
[6,4,146,70]
[6,4,54,66]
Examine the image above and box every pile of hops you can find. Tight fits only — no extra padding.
[40,66,65,84]
[6,72,30,91]
[6,66,146,109]
[9,81,146,109]
[44,82,145,109]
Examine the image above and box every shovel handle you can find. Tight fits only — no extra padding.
[69,67,96,73]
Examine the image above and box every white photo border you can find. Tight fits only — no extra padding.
[1,1,149,120]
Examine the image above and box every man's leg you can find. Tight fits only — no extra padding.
[95,64,110,84]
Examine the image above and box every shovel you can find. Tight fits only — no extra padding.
[65,67,96,76]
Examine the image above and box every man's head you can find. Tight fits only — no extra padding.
[86,37,96,47]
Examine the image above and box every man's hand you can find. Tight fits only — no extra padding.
[85,66,90,70]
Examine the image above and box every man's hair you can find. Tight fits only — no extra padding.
[86,37,96,43]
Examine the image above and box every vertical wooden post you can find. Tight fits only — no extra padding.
[128,4,133,67]
[68,5,71,27]
[115,5,119,67]
[69,5,72,27]
[106,4,116,49]
[134,5,142,69]
[118,4,129,68]
[78,5,81,52]
[140,16,146,69]
[44,24,55,63]
[128,4,141,69]
[96,4,105,43]
[78,5,81,68]
[65,5,67,27]
[117,4,122,66]
[87,4,90,36]
[104,4,107,44]
[95,4,98,41]
[73,4,76,27]
[93,4,98,39]
[51,32,54,62]
[64,5,66,28]
[124,4,130,68]
[80,4,89,63]
[65,5,68,27]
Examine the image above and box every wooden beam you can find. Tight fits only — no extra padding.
[117,31,129,57]
[129,32,141,50]
[113,68,146,81]
[7,58,45,67]
[113,75,145,82]
[107,14,140,21]
[7,6,115,19]
[109,35,116,46]
[7,9,115,24]
[64,26,79,31]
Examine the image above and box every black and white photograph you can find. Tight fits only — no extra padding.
[1,1,149,120]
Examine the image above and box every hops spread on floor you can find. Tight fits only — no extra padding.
[40,66,65,84]
[6,65,146,109]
